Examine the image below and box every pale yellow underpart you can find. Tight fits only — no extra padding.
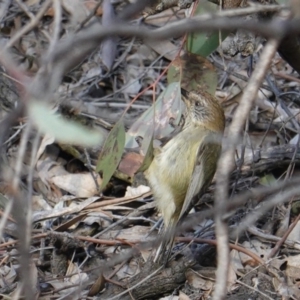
[145,124,206,226]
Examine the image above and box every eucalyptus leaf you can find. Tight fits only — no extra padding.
[126,82,182,153]
[259,173,276,187]
[167,53,217,95]
[276,0,288,4]
[186,1,229,57]
[29,101,104,147]
[96,120,125,191]
[137,137,154,172]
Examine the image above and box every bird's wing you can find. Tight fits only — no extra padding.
[177,135,221,221]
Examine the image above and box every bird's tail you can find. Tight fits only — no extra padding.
[154,225,176,265]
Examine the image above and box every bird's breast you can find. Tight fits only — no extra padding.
[155,127,205,196]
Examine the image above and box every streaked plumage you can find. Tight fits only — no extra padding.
[145,89,225,263]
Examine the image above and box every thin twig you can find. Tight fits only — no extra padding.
[235,279,275,300]
[47,0,62,56]
[267,213,300,259]
[15,0,35,19]
[213,38,280,300]
[107,265,164,300]
[4,0,52,50]
[12,121,35,300]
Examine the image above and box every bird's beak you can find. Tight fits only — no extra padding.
[181,88,190,101]
[181,89,192,111]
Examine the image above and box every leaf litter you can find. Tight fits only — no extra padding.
[0,0,300,299]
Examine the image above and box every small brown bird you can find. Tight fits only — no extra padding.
[145,89,225,262]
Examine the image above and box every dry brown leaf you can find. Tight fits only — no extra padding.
[118,152,144,178]
[273,277,300,299]
[179,291,190,300]
[84,0,103,16]
[0,265,17,287]
[125,185,151,197]
[287,220,300,241]
[230,249,244,276]
[227,264,238,292]
[37,134,55,161]
[101,225,150,242]
[145,9,185,25]
[145,40,182,61]
[285,254,300,279]
[51,172,101,197]
[25,0,41,5]
[239,240,269,267]
[32,194,52,212]
[185,269,214,291]
[140,247,153,262]
[68,269,89,295]
[32,196,99,223]
[88,273,106,296]
[62,0,88,23]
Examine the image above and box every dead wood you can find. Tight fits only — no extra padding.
[239,144,300,176]
[101,257,194,299]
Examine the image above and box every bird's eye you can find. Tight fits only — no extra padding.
[195,101,201,107]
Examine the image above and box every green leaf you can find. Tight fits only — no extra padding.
[186,1,229,57]
[167,52,218,95]
[126,82,182,153]
[29,101,104,147]
[96,120,125,191]
[137,137,154,172]
[259,173,276,187]
[276,0,288,4]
